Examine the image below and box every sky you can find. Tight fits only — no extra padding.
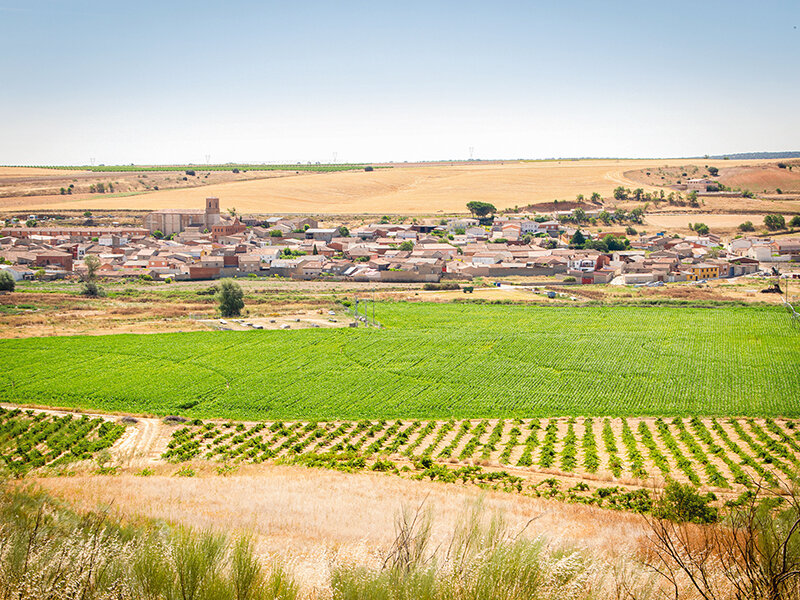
[1,0,799,165]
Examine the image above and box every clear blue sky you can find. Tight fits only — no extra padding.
[1,0,798,165]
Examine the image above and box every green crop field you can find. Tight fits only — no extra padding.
[0,303,797,420]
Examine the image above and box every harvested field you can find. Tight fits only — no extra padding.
[644,212,770,232]
[1,159,769,214]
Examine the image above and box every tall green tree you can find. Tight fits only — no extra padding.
[217,280,245,317]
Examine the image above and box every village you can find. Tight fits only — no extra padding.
[1,197,799,287]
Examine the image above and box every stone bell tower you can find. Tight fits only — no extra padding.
[205,197,221,227]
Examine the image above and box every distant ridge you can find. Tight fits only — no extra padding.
[706,151,800,160]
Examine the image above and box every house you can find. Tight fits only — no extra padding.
[686,263,720,280]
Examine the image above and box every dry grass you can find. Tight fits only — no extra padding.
[643,211,770,232]
[30,465,650,589]
[2,159,769,215]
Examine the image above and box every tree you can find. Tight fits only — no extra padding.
[569,230,586,248]
[590,192,602,203]
[628,207,644,224]
[152,230,164,239]
[790,215,800,228]
[25,219,36,228]
[364,166,374,172]
[739,221,755,232]
[0,270,15,291]
[613,186,628,201]
[765,214,786,231]
[399,240,414,252]
[625,226,637,236]
[466,201,497,218]
[603,234,629,251]
[338,226,350,237]
[269,229,282,238]
[693,222,709,235]
[598,211,611,225]
[84,254,100,281]
[217,280,245,317]
[708,166,719,176]
[572,208,586,223]
[83,210,92,217]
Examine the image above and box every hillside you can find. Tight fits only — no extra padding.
[1,158,769,215]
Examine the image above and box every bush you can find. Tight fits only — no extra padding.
[364,166,373,172]
[563,276,576,283]
[185,170,196,176]
[739,221,755,232]
[790,215,800,228]
[653,480,718,524]
[693,222,709,235]
[764,214,786,231]
[0,271,14,292]
[269,229,282,237]
[81,281,105,297]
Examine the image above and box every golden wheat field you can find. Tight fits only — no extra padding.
[5,159,768,214]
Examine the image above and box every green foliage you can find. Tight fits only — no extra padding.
[466,201,496,218]
[217,279,245,317]
[765,214,786,230]
[739,220,755,232]
[653,480,718,523]
[0,408,126,477]
[399,240,414,251]
[569,229,586,247]
[790,215,800,228]
[0,271,15,291]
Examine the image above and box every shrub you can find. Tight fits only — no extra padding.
[739,220,755,232]
[0,270,14,291]
[653,480,718,523]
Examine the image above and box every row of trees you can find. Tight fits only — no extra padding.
[569,230,630,252]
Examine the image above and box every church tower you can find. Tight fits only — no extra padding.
[205,197,221,226]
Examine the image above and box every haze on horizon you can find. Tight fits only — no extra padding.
[1,0,799,166]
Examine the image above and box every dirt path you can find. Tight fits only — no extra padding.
[113,417,169,466]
